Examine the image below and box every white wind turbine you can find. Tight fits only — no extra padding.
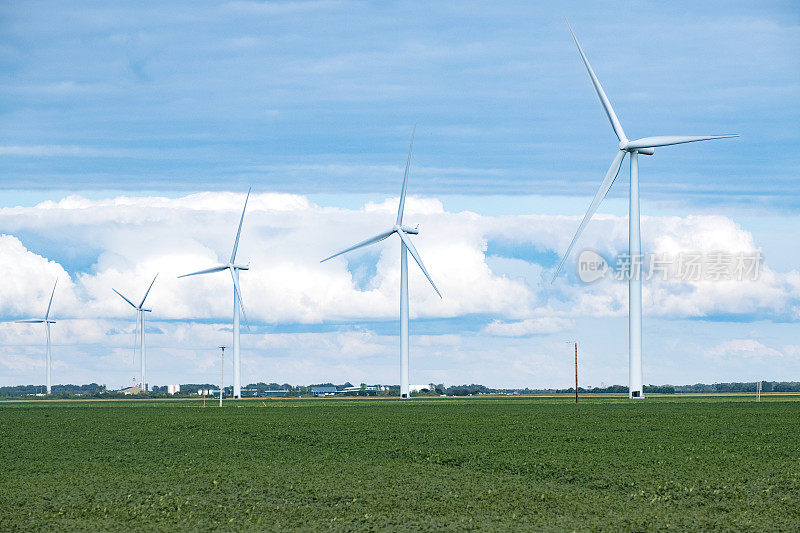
[552,22,737,399]
[17,279,58,394]
[180,188,250,399]
[113,273,158,391]
[321,128,441,399]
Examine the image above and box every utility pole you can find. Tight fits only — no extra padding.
[574,342,579,403]
[219,345,226,407]
[566,341,578,403]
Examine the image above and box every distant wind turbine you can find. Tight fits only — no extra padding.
[321,128,441,399]
[113,273,158,392]
[180,188,251,399]
[17,279,58,394]
[552,22,737,398]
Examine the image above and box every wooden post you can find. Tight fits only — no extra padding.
[574,342,579,404]
[219,346,226,407]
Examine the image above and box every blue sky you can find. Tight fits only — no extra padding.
[0,1,798,389]
[2,1,798,200]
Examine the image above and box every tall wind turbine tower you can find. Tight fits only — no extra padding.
[321,128,441,399]
[180,189,251,399]
[113,273,158,391]
[552,22,737,398]
[17,279,58,394]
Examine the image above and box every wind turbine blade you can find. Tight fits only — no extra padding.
[396,229,442,298]
[626,134,738,150]
[396,125,416,226]
[45,279,57,320]
[139,273,159,308]
[552,150,627,281]
[230,187,251,264]
[16,319,45,323]
[113,288,138,309]
[566,20,627,142]
[178,265,228,278]
[230,268,249,330]
[320,229,395,263]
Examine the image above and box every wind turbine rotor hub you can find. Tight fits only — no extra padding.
[618,140,629,151]
[399,224,419,235]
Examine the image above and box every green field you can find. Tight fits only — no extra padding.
[1,396,798,531]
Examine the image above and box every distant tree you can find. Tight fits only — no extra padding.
[643,384,675,394]
[446,384,490,396]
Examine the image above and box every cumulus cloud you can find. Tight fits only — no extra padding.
[0,192,539,323]
[1,192,798,325]
[483,317,574,337]
[0,235,75,319]
[0,191,798,387]
[706,339,784,360]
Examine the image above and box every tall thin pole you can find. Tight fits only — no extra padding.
[629,151,644,399]
[140,310,146,392]
[400,241,409,399]
[219,346,226,407]
[232,273,241,399]
[574,342,579,404]
[134,310,140,389]
[45,322,52,395]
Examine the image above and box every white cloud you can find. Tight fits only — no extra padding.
[223,1,352,15]
[483,317,574,337]
[1,192,799,325]
[0,353,45,372]
[0,235,75,319]
[706,339,783,360]
[0,192,539,323]
[0,191,798,388]
[782,345,800,359]
[0,145,134,157]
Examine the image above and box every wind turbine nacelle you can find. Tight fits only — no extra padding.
[620,141,654,156]
[231,264,250,270]
[398,225,419,234]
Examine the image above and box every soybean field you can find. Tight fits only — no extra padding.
[1,395,798,531]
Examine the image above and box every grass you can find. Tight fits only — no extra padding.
[1,395,798,531]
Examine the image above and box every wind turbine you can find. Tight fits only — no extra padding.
[180,188,250,399]
[552,22,737,399]
[113,273,158,392]
[17,279,58,394]
[321,128,441,399]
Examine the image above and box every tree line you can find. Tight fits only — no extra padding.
[2,380,799,398]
